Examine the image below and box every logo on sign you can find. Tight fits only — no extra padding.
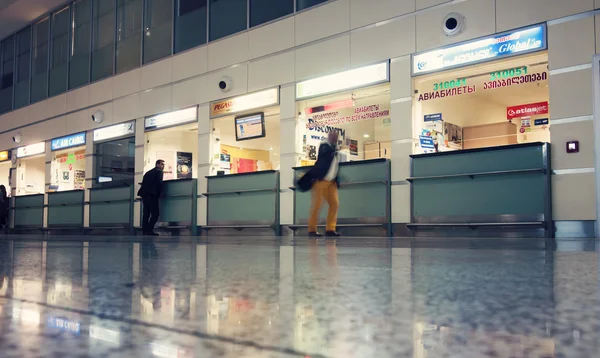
[534,118,549,126]
[51,133,86,151]
[507,102,548,119]
[424,113,443,122]
[413,25,546,75]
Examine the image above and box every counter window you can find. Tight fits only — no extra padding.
[297,83,391,166]
[413,52,549,153]
[50,147,86,191]
[210,106,280,175]
[145,122,198,180]
[0,151,11,194]
[94,136,135,188]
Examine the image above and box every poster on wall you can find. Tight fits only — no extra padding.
[176,152,193,179]
[305,101,391,130]
[219,153,231,175]
[349,140,358,156]
[444,122,463,149]
[74,170,85,190]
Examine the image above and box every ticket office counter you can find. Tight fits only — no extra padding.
[203,170,280,235]
[291,159,391,236]
[407,142,552,238]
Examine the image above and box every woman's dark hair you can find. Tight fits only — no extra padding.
[0,185,7,199]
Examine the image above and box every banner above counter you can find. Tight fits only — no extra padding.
[412,24,547,76]
[210,88,279,118]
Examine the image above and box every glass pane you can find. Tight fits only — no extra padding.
[297,0,328,11]
[92,0,115,82]
[209,0,246,42]
[0,36,15,114]
[143,0,173,64]
[31,18,49,103]
[116,0,142,73]
[15,28,31,108]
[49,7,70,97]
[174,0,207,53]
[94,137,135,188]
[70,0,92,89]
[250,0,293,27]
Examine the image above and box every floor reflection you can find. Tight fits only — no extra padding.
[0,238,598,357]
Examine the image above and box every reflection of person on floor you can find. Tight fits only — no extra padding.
[138,160,165,236]
[0,185,9,230]
[301,131,342,238]
[140,241,162,311]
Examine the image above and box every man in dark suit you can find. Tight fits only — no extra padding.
[303,131,342,238]
[138,160,165,236]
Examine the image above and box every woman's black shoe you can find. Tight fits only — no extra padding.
[308,232,323,237]
[325,231,342,237]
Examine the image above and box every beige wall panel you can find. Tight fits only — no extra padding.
[171,46,208,82]
[350,0,416,29]
[27,101,48,126]
[596,15,600,54]
[550,121,594,170]
[549,17,595,70]
[392,184,411,223]
[65,110,91,134]
[141,58,172,90]
[391,141,412,181]
[248,51,295,92]
[390,100,413,141]
[113,69,142,98]
[390,56,412,100]
[295,35,350,81]
[23,116,67,146]
[172,77,204,110]
[140,86,173,117]
[552,173,596,220]
[416,0,495,52]
[249,17,295,59]
[351,16,416,67]
[280,191,294,225]
[549,69,593,119]
[0,109,24,133]
[113,94,143,124]
[198,63,249,103]
[496,0,594,32]
[207,32,249,71]
[295,0,350,45]
[88,77,114,105]
[67,87,90,112]
[46,94,67,119]
[417,0,452,11]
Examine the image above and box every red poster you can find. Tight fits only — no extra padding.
[507,101,548,119]
[236,158,257,173]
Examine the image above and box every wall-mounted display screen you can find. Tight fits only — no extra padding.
[235,113,266,141]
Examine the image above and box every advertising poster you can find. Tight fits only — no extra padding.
[176,152,193,179]
[219,153,231,175]
[349,140,358,156]
[444,122,463,149]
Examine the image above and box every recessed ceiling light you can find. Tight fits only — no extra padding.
[363,133,370,138]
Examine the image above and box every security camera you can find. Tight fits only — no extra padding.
[218,76,232,93]
[443,13,465,36]
[92,110,104,123]
[12,132,22,144]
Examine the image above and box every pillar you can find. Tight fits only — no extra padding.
[279,84,303,232]
[547,15,596,238]
[84,132,94,227]
[134,118,146,228]
[43,141,52,228]
[389,56,414,235]
[197,104,211,227]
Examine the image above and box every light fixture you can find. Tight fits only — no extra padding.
[363,133,370,138]
[269,147,273,151]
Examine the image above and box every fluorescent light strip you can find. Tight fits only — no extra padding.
[551,115,593,125]
[553,168,595,175]
[549,63,592,76]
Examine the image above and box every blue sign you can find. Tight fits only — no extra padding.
[424,113,442,122]
[534,118,549,126]
[47,316,81,335]
[419,136,435,149]
[413,25,546,75]
[51,132,86,151]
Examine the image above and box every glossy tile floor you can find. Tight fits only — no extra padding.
[0,237,598,357]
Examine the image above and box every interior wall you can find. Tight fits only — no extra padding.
[145,128,199,180]
[0,162,11,194]
[16,156,45,196]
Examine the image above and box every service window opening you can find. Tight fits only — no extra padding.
[413,52,549,153]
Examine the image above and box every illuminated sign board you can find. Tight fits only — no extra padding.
[47,316,81,335]
[51,132,86,151]
[413,24,547,75]
[0,151,10,162]
[16,142,45,158]
[145,107,198,130]
[210,88,279,117]
[93,121,135,142]
[296,62,389,100]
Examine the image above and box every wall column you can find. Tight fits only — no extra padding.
[279,84,302,232]
[43,141,52,228]
[134,118,146,229]
[548,16,596,238]
[197,104,211,227]
[84,131,94,227]
[389,56,414,236]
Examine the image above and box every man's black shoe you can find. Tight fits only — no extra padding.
[325,231,342,237]
[308,232,323,237]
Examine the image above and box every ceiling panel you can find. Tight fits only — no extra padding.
[0,0,69,41]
